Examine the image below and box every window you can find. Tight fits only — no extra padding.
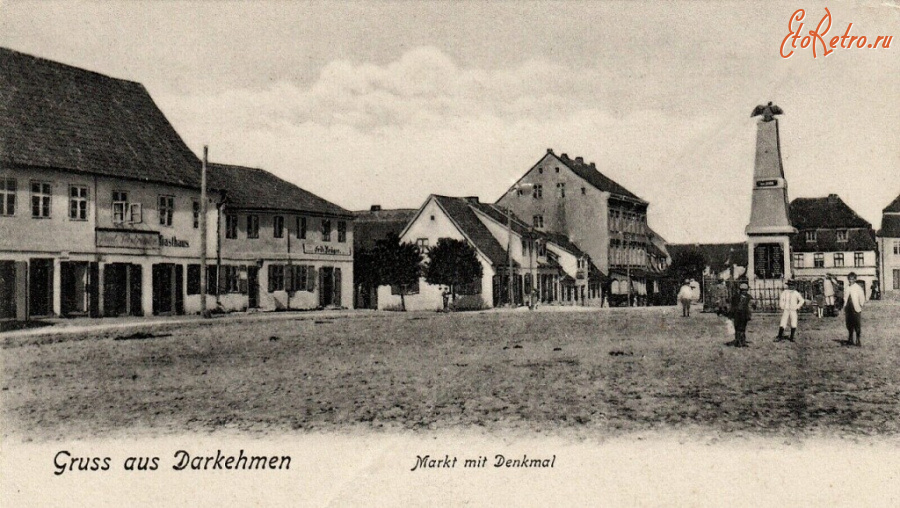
[268,264,285,292]
[247,215,259,239]
[158,195,174,227]
[805,230,817,243]
[893,241,900,256]
[836,229,848,242]
[537,242,546,257]
[532,184,543,199]
[31,181,51,218]
[290,265,316,292]
[192,200,200,229]
[206,266,218,295]
[793,253,804,267]
[538,167,543,174]
[581,187,586,195]
[1,178,16,216]
[322,219,331,242]
[113,191,128,223]
[69,185,88,221]
[556,182,566,198]
[854,252,865,267]
[533,215,544,228]
[337,220,346,243]
[223,266,241,293]
[274,216,284,238]
[430,215,435,221]
[894,269,900,290]
[226,214,238,239]
[416,238,429,253]
[555,167,559,173]
[833,252,844,267]
[813,252,824,268]
[187,264,201,295]
[298,217,307,239]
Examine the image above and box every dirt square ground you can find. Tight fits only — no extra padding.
[2,303,899,441]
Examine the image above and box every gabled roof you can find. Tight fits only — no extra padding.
[884,194,900,213]
[467,200,537,238]
[879,215,900,238]
[431,195,513,268]
[554,152,644,203]
[207,163,351,217]
[0,47,201,187]
[789,195,871,230]
[353,207,418,250]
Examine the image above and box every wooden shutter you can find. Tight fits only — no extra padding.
[307,265,315,291]
[239,265,248,294]
[285,264,294,292]
[89,262,100,317]
[267,264,275,293]
[334,268,342,307]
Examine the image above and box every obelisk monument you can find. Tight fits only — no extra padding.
[745,102,796,286]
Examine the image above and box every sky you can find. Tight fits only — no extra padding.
[0,0,897,243]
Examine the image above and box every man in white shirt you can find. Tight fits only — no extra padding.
[844,272,866,347]
[775,279,804,342]
[823,275,835,316]
[677,279,693,317]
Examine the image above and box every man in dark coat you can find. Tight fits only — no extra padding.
[729,282,753,347]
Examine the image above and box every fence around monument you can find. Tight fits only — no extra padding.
[702,277,824,314]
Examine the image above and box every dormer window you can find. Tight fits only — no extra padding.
[805,230,817,243]
[836,229,848,242]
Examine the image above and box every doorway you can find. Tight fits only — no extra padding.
[104,263,143,317]
[247,265,259,308]
[29,258,53,317]
[61,261,90,316]
[152,263,184,315]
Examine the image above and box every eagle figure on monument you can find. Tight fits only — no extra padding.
[751,102,784,122]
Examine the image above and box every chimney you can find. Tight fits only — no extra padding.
[547,148,554,154]
[370,205,382,211]
[464,196,479,203]
[560,153,569,160]
[575,156,584,163]
[590,162,596,168]
[828,193,838,200]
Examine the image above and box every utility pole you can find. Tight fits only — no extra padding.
[505,183,533,307]
[200,145,210,318]
[286,217,292,311]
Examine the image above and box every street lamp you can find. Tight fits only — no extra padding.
[505,183,533,307]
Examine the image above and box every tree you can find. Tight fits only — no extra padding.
[373,233,422,311]
[353,247,379,308]
[425,238,483,305]
[668,248,708,287]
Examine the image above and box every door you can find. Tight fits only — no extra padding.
[247,266,259,308]
[129,264,143,316]
[61,262,89,316]
[333,268,342,307]
[0,261,15,319]
[104,264,128,317]
[152,264,173,315]
[319,267,334,307]
[29,258,53,317]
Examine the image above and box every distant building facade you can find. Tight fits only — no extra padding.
[352,205,418,309]
[789,195,878,294]
[495,149,668,305]
[877,193,900,299]
[376,195,599,311]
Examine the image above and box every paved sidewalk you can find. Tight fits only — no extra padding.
[0,308,371,339]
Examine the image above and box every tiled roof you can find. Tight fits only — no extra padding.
[207,163,351,217]
[879,215,900,238]
[883,194,900,213]
[0,47,201,187]
[789,196,871,230]
[432,195,515,268]
[555,152,644,203]
[353,208,417,250]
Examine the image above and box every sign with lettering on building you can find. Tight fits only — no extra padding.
[159,235,190,248]
[96,228,160,250]
[302,244,351,256]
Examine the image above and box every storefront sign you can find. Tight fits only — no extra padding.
[302,244,351,256]
[159,235,190,248]
[96,229,160,250]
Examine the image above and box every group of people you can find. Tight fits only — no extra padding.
[680,273,868,348]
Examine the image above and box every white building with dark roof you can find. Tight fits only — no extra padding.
[0,47,352,322]
[877,193,900,299]
[789,194,878,295]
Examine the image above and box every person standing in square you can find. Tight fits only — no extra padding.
[677,279,693,317]
[729,282,753,347]
[776,279,804,342]
[844,272,866,347]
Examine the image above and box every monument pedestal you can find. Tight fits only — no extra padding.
[747,235,791,287]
